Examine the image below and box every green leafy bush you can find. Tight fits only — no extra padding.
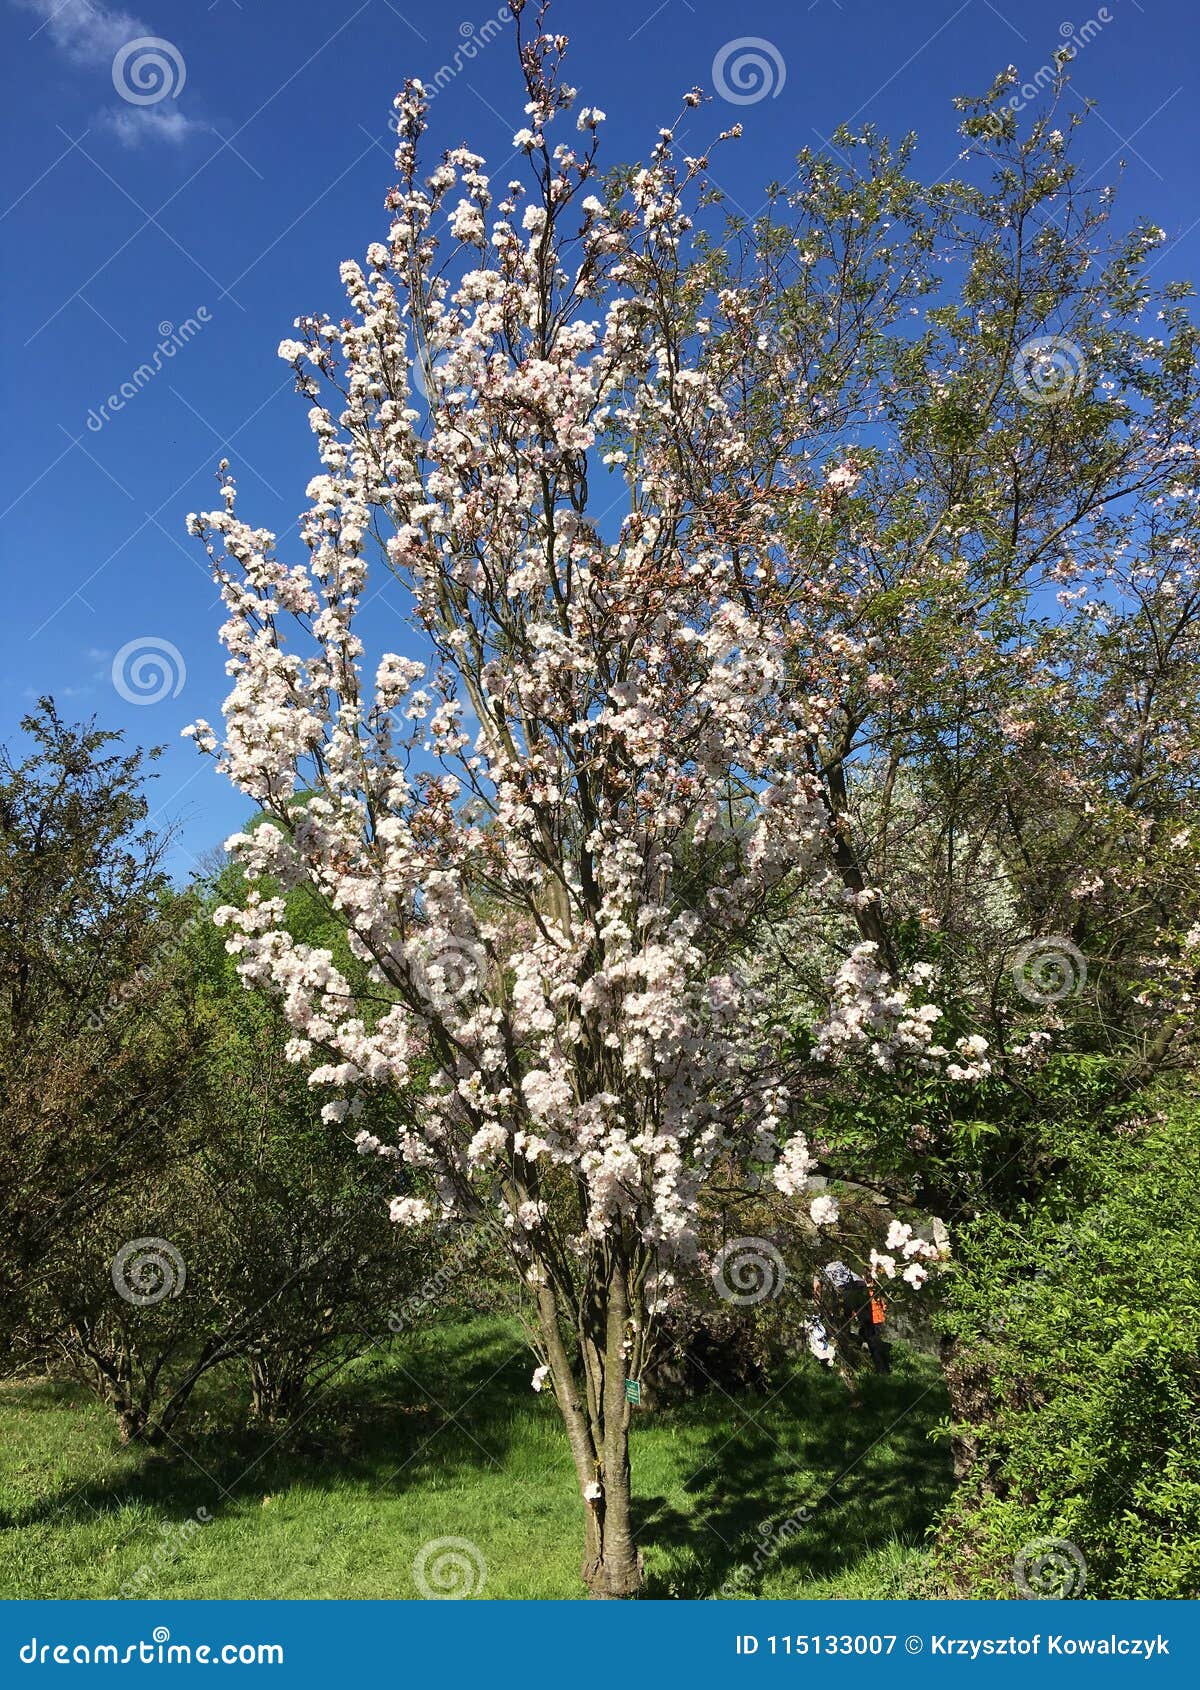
[935,1091,1200,1598]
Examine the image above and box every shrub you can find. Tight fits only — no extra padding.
[934,1091,1200,1598]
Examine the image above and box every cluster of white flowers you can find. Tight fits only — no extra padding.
[871,1219,943,1289]
[188,63,953,1331]
[813,943,992,1084]
[813,944,944,1071]
[808,1194,839,1228]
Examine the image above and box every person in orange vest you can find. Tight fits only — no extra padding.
[810,1261,890,1380]
[865,1276,890,1374]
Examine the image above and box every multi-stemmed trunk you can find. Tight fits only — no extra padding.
[534,1259,645,1598]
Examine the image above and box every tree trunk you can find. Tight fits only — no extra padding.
[589,1266,642,1596]
[535,1273,644,1598]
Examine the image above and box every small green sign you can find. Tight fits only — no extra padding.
[625,1378,642,1405]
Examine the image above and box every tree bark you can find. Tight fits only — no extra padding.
[535,1270,644,1598]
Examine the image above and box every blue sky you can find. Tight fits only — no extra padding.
[2,0,1197,877]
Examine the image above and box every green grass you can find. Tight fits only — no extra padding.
[0,1319,952,1599]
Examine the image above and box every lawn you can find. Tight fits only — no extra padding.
[0,1318,952,1600]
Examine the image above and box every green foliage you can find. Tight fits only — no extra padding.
[2,710,440,1441]
[0,702,204,1347]
[934,1090,1200,1598]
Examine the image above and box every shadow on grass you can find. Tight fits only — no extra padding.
[635,1350,952,1597]
[3,1324,953,1602]
[2,1319,535,1534]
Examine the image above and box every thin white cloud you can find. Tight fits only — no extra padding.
[17,0,205,144]
[19,0,147,67]
[103,105,200,147]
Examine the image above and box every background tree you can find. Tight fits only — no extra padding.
[0,700,203,1348]
[3,708,434,1444]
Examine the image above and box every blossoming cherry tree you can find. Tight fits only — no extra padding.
[188,18,943,1595]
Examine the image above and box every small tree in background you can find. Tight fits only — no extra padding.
[2,708,431,1444]
[0,701,203,1348]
